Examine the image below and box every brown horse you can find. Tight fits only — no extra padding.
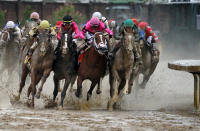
[75,32,108,101]
[17,29,54,107]
[108,27,135,111]
[52,28,77,108]
[0,30,20,84]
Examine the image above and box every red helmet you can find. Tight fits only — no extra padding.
[132,18,139,26]
[56,21,62,27]
[139,21,148,29]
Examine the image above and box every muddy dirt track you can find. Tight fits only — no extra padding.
[0,43,200,131]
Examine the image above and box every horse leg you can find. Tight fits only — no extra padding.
[53,75,59,101]
[69,75,76,93]
[16,66,29,101]
[108,69,120,111]
[123,68,132,95]
[30,70,38,108]
[35,68,51,99]
[27,74,41,98]
[59,77,71,107]
[87,80,98,101]
[75,77,83,98]
[96,77,103,94]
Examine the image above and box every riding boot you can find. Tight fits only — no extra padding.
[24,41,38,64]
[24,49,33,64]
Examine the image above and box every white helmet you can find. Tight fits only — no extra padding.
[92,12,102,20]
[6,21,15,29]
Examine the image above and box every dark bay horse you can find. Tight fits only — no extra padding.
[17,29,54,107]
[52,29,77,108]
[75,32,108,101]
[108,27,135,111]
[0,30,20,83]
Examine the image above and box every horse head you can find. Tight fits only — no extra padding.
[37,29,52,56]
[0,30,10,48]
[122,27,135,54]
[60,28,73,56]
[93,32,108,55]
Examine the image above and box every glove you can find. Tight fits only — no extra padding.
[74,34,79,39]
[147,36,153,44]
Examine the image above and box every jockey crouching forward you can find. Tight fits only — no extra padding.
[80,17,113,59]
[4,21,21,44]
[55,15,83,55]
[24,20,56,64]
[110,19,142,64]
[138,21,159,63]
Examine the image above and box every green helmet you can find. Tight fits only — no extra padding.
[124,19,134,27]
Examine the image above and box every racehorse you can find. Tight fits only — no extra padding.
[0,30,20,84]
[134,41,159,89]
[108,27,135,111]
[75,32,108,101]
[52,28,77,108]
[17,29,54,108]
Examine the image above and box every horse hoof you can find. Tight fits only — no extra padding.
[57,105,63,110]
[15,95,20,101]
[35,93,40,99]
[87,93,92,101]
[123,90,129,95]
[75,91,82,98]
[96,89,102,95]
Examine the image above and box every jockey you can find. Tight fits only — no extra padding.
[4,21,21,43]
[92,12,109,30]
[79,17,113,60]
[80,17,113,45]
[24,20,56,64]
[138,21,159,63]
[57,15,83,40]
[110,19,142,64]
[29,12,41,24]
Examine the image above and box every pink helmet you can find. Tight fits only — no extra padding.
[90,17,100,27]
[30,12,39,20]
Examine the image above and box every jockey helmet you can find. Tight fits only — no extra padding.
[139,21,148,30]
[6,21,15,29]
[132,18,139,26]
[63,15,72,24]
[30,12,40,20]
[56,21,62,27]
[90,17,100,28]
[39,20,50,29]
[92,12,102,20]
[124,19,134,27]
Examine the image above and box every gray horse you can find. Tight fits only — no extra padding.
[108,27,135,111]
[131,41,159,91]
[0,30,20,84]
